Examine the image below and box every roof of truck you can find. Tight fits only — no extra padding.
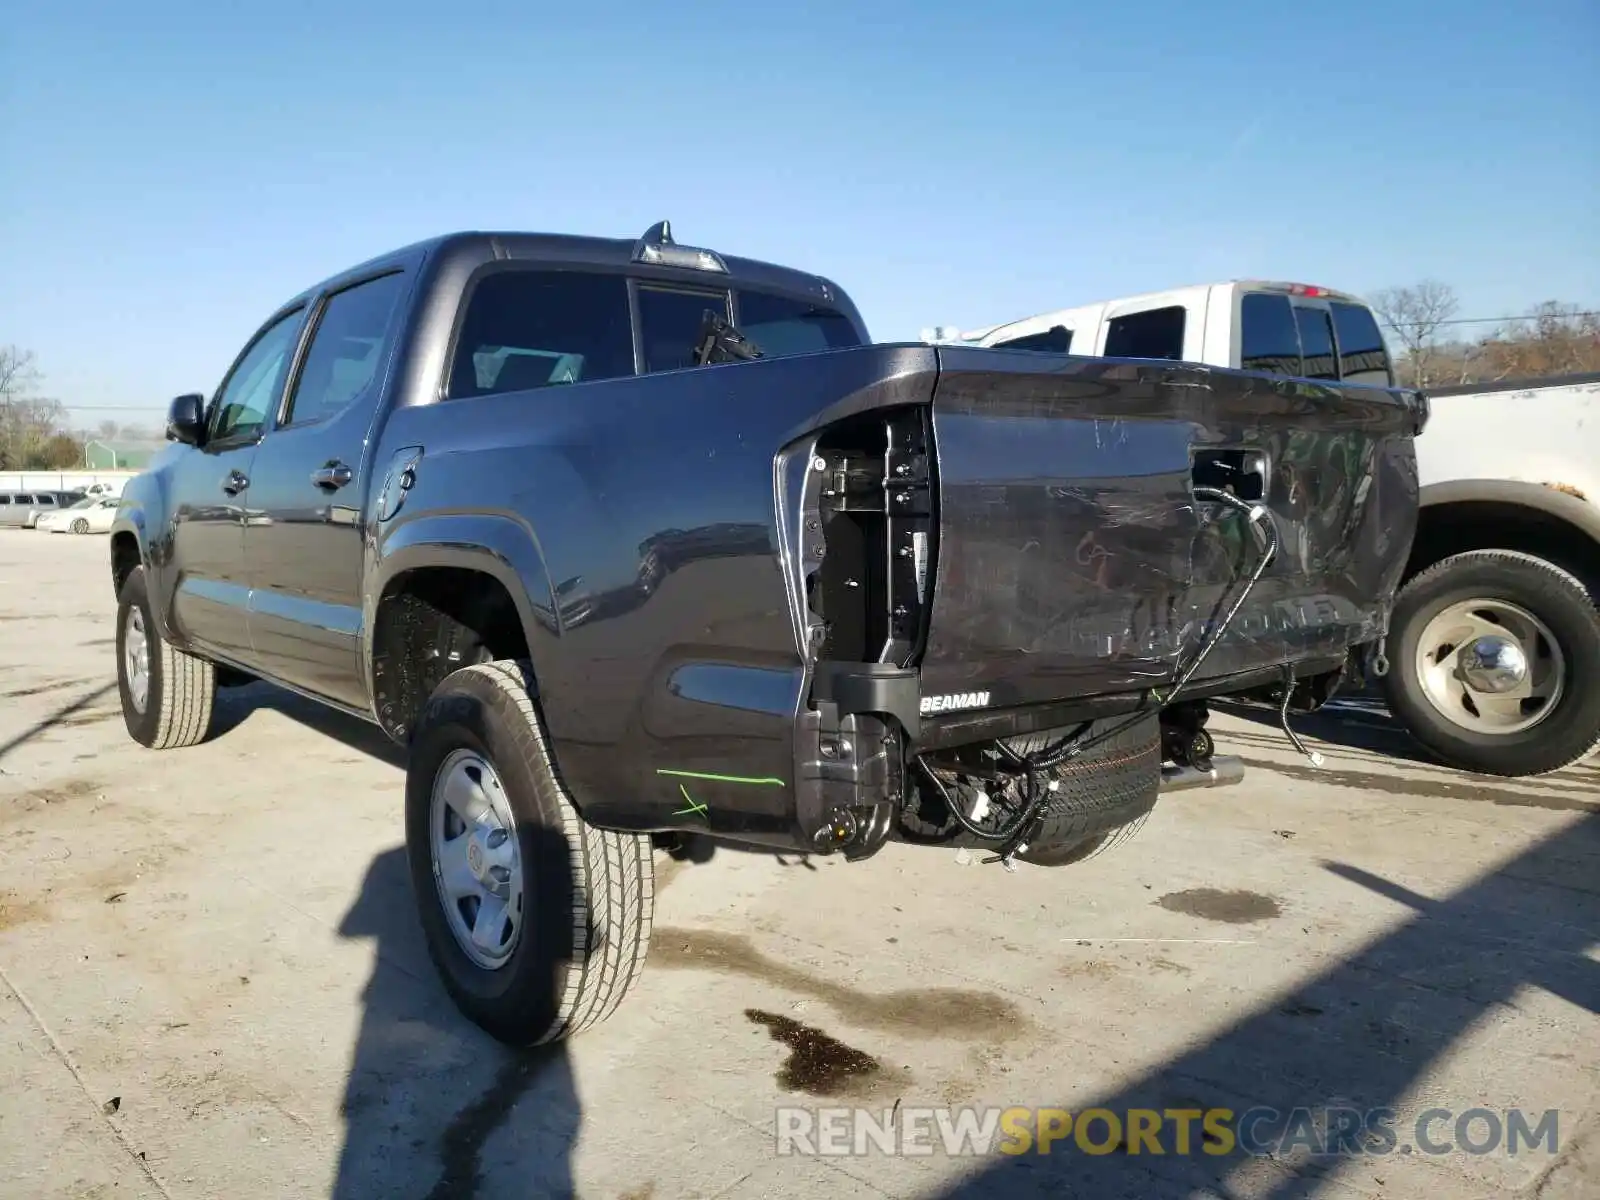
[288,225,862,331]
[964,278,1373,342]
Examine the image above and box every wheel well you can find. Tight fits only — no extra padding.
[1407,500,1600,600]
[111,533,141,599]
[371,568,532,743]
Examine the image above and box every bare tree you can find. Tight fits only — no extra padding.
[1370,281,1460,387]
[0,346,84,470]
[1476,302,1600,380]
[0,345,42,404]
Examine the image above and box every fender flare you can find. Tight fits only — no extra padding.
[1419,478,1600,544]
[365,511,559,708]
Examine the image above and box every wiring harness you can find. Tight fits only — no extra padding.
[913,487,1282,855]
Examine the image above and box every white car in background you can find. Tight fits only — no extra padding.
[38,495,121,535]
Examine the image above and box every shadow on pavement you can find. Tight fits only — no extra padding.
[211,681,407,768]
[1214,689,1437,766]
[215,681,585,1199]
[333,847,582,1200]
[0,681,117,764]
[929,811,1600,1198]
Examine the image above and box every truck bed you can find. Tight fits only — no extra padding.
[369,341,1424,846]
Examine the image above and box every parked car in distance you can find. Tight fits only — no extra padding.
[946,282,1600,777]
[40,495,120,535]
[0,490,86,529]
[110,226,1425,1047]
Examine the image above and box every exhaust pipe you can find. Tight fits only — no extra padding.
[1160,754,1245,793]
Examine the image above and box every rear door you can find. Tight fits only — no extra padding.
[919,346,1420,707]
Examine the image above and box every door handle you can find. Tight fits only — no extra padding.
[222,469,249,496]
[311,462,354,490]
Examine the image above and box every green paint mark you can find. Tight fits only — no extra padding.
[656,768,785,787]
[672,784,709,819]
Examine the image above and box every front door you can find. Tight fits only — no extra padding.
[243,270,410,710]
[168,306,306,663]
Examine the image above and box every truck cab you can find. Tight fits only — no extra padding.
[953,280,1396,388]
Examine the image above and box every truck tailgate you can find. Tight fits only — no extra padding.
[918,347,1423,709]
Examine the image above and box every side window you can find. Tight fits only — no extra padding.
[1331,302,1393,385]
[1104,306,1186,360]
[210,309,305,443]
[734,290,862,358]
[447,270,634,399]
[994,325,1073,354]
[1292,305,1339,380]
[638,287,731,374]
[38,496,55,507]
[1239,293,1302,376]
[284,272,408,427]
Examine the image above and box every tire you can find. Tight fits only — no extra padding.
[1381,549,1600,777]
[1006,715,1162,867]
[405,661,654,1046]
[71,518,89,534]
[115,566,216,749]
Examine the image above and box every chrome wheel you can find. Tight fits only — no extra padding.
[1415,597,1564,735]
[71,518,89,534]
[124,607,150,715]
[430,749,524,970]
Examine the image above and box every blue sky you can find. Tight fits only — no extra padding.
[2,0,1596,424]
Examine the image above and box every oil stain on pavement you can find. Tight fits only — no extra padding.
[651,927,1028,1038]
[745,1009,888,1097]
[1156,888,1282,924]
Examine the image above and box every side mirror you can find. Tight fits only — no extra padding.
[166,394,206,446]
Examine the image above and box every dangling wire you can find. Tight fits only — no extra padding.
[914,486,1284,845]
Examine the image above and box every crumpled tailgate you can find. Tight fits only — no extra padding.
[918,347,1422,709]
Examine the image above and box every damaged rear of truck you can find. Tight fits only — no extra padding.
[111,226,1424,1045]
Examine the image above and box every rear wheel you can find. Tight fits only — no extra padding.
[405,661,654,1046]
[1382,550,1600,776]
[115,566,216,749]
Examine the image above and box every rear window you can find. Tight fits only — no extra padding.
[1331,302,1392,385]
[1240,293,1302,376]
[1293,305,1339,380]
[638,286,731,374]
[448,270,635,399]
[993,325,1073,354]
[1104,307,1185,360]
[735,291,861,358]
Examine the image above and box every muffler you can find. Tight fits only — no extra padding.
[1160,754,1244,793]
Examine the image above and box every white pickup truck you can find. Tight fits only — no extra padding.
[934,282,1600,777]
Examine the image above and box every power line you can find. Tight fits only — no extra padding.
[1384,310,1600,328]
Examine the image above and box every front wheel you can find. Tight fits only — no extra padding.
[71,518,89,534]
[115,566,216,749]
[1381,549,1600,777]
[405,661,654,1046]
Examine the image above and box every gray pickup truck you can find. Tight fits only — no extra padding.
[110,222,1427,1045]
